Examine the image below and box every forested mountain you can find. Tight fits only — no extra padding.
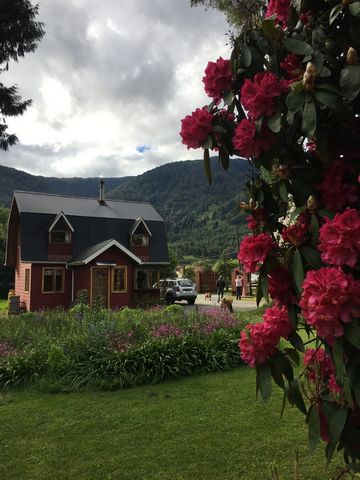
[107,158,250,258]
[0,158,250,259]
[0,165,129,206]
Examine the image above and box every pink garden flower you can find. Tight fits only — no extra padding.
[300,267,360,343]
[265,0,292,26]
[238,233,277,272]
[232,118,274,159]
[202,57,233,103]
[239,305,292,367]
[303,348,341,396]
[240,71,288,119]
[180,107,213,149]
[317,159,358,212]
[268,266,296,305]
[318,208,360,268]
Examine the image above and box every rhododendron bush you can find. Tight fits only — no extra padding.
[182,0,360,468]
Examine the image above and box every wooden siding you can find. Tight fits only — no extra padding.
[30,264,72,311]
[48,243,72,261]
[15,257,31,311]
[129,245,149,262]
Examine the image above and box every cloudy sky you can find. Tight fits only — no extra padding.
[1,0,230,178]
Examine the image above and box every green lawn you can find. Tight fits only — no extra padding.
[0,368,343,480]
[0,299,7,312]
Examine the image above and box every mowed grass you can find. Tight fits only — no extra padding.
[0,368,343,480]
[0,299,7,312]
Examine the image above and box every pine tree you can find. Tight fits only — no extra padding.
[0,0,45,150]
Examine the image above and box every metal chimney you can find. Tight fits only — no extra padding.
[98,174,106,205]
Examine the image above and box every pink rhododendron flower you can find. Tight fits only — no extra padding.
[303,348,341,395]
[300,11,313,25]
[202,57,233,103]
[238,233,277,272]
[280,54,303,81]
[300,267,360,343]
[239,305,292,367]
[317,159,358,212]
[246,207,268,231]
[265,0,292,26]
[318,208,360,268]
[268,266,296,305]
[232,119,274,158]
[180,107,213,149]
[240,72,287,119]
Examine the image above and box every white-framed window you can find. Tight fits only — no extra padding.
[131,234,149,247]
[112,267,127,293]
[42,268,65,293]
[24,268,30,292]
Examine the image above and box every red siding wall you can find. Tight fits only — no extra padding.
[73,246,135,309]
[30,264,72,311]
[48,243,72,262]
[15,256,31,311]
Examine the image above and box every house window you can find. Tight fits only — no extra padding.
[135,269,160,290]
[50,230,71,244]
[131,234,149,247]
[42,268,65,293]
[112,267,127,293]
[24,268,30,292]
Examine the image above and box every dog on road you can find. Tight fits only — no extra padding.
[221,297,233,313]
[204,292,212,301]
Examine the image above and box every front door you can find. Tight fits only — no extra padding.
[91,268,109,308]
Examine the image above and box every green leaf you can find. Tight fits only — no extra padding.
[302,98,317,138]
[257,363,272,401]
[286,379,307,414]
[267,109,282,133]
[290,206,306,222]
[269,360,285,389]
[240,42,252,67]
[286,90,305,113]
[349,1,360,16]
[203,148,212,185]
[219,148,229,170]
[202,136,213,150]
[292,249,304,294]
[288,331,305,353]
[259,269,269,303]
[300,246,322,270]
[283,38,313,55]
[279,181,288,202]
[354,371,360,405]
[223,90,234,106]
[211,125,227,134]
[329,3,343,24]
[288,304,299,330]
[308,404,320,452]
[285,348,300,366]
[261,17,277,40]
[340,65,360,102]
[327,407,348,464]
[344,319,360,349]
[332,338,345,386]
[310,214,319,246]
[273,355,294,382]
[313,90,344,112]
[256,278,263,307]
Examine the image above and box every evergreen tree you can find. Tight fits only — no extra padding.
[0,0,45,150]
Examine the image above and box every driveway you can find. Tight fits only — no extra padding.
[177,294,259,314]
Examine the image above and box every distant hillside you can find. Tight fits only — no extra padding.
[0,165,129,206]
[108,158,250,258]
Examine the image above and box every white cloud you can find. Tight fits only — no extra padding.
[0,0,230,178]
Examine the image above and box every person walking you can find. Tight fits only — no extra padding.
[216,275,226,302]
[235,273,242,300]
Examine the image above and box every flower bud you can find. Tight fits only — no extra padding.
[239,202,250,210]
[342,0,351,5]
[307,195,318,212]
[302,62,317,92]
[249,198,257,210]
[346,47,358,65]
[278,164,290,180]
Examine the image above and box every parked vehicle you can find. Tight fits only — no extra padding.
[157,278,197,305]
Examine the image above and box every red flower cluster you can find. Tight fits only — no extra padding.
[304,348,341,396]
[180,108,213,149]
[232,119,274,158]
[280,54,303,84]
[238,233,277,272]
[268,266,296,305]
[265,0,292,27]
[319,209,360,268]
[300,267,360,343]
[202,57,233,103]
[239,305,292,367]
[282,220,308,247]
[246,207,268,231]
[241,72,287,119]
[317,159,358,212]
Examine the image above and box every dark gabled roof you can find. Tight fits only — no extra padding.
[13,191,163,221]
[68,239,142,265]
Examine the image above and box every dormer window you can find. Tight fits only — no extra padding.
[130,217,152,247]
[49,211,74,245]
[131,234,149,247]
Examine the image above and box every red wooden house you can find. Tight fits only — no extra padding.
[5,186,169,311]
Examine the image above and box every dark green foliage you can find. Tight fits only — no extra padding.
[0,0,45,150]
